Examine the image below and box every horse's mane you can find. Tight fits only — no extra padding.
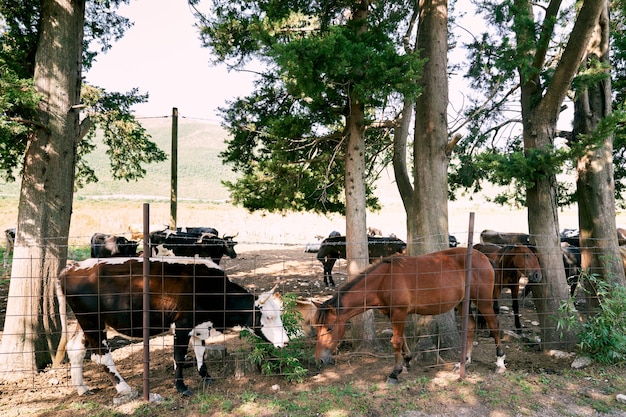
[315,255,403,325]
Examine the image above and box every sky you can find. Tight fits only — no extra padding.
[86,0,255,122]
[86,1,572,130]
[86,0,483,125]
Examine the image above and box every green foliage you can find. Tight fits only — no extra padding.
[240,293,309,383]
[194,1,423,214]
[558,274,626,365]
[81,84,167,185]
[450,0,588,207]
[0,64,40,181]
[0,1,165,188]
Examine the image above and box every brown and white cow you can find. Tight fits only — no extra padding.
[56,257,288,397]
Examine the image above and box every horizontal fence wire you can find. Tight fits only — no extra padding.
[0,229,615,398]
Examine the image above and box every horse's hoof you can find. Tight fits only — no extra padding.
[386,377,399,385]
[203,377,215,386]
[181,388,193,397]
[495,366,506,374]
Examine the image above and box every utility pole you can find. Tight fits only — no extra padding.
[170,107,178,230]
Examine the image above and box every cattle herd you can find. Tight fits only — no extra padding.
[0,224,622,397]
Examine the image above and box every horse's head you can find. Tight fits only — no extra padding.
[313,300,344,364]
[500,245,543,284]
[517,246,542,284]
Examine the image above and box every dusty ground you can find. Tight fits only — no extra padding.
[0,245,625,417]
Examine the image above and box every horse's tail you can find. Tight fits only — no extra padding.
[52,277,68,368]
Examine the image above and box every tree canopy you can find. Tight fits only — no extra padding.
[449,0,626,209]
[191,0,424,214]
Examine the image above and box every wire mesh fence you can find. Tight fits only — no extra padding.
[0,228,618,400]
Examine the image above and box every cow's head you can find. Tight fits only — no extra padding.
[255,285,289,348]
[222,233,238,259]
[116,236,139,256]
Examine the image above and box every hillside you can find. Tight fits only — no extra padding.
[0,117,236,201]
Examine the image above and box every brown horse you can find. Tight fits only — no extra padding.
[314,247,505,384]
[475,243,542,333]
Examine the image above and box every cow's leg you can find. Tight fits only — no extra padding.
[67,329,90,395]
[90,339,134,396]
[173,329,193,396]
[324,259,336,287]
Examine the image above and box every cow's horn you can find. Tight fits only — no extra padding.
[257,284,279,305]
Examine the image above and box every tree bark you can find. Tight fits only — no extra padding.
[392,0,459,353]
[345,0,377,349]
[0,0,84,380]
[411,0,450,256]
[573,2,626,312]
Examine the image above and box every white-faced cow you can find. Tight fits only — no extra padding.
[149,229,237,264]
[56,257,288,397]
[316,235,407,287]
[90,233,139,258]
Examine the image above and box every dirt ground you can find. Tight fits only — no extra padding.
[1,245,626,417]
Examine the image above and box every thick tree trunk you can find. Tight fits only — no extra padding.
[573,3,626,312]
[404,0,459,353]
[410,0,450,256]
[0,0,84,380]
[345,0,377,349]
[516,0,603,351]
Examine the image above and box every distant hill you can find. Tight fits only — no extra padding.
[0,116,403,205]
[0,117,237,202]
[74,117,237,201]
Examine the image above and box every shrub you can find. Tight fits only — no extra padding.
[559,273,626,365]
[240,293,309,383]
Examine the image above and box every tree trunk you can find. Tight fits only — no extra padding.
[345,0,377,350]
[573,3,626,312]
[402,0,459,353]
[517,0,604,350]
[410,0,450,255]
[0,0,84,380]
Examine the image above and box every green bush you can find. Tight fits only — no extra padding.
[240,293,309,383]
[559,274,626,365]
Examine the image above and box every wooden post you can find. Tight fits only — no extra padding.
[170,107,178,230]
[142,203,151,400]
[459,212,475,379]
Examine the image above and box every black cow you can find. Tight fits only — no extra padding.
[561,243,582,296]
[560,228,626,247]
[304,230,341,253]
[90,233,139,258]
[3,227,15,268]
[56,258,288,397]
[177,226,219,236]
[316,235,407,286]
[149,229,237,264]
